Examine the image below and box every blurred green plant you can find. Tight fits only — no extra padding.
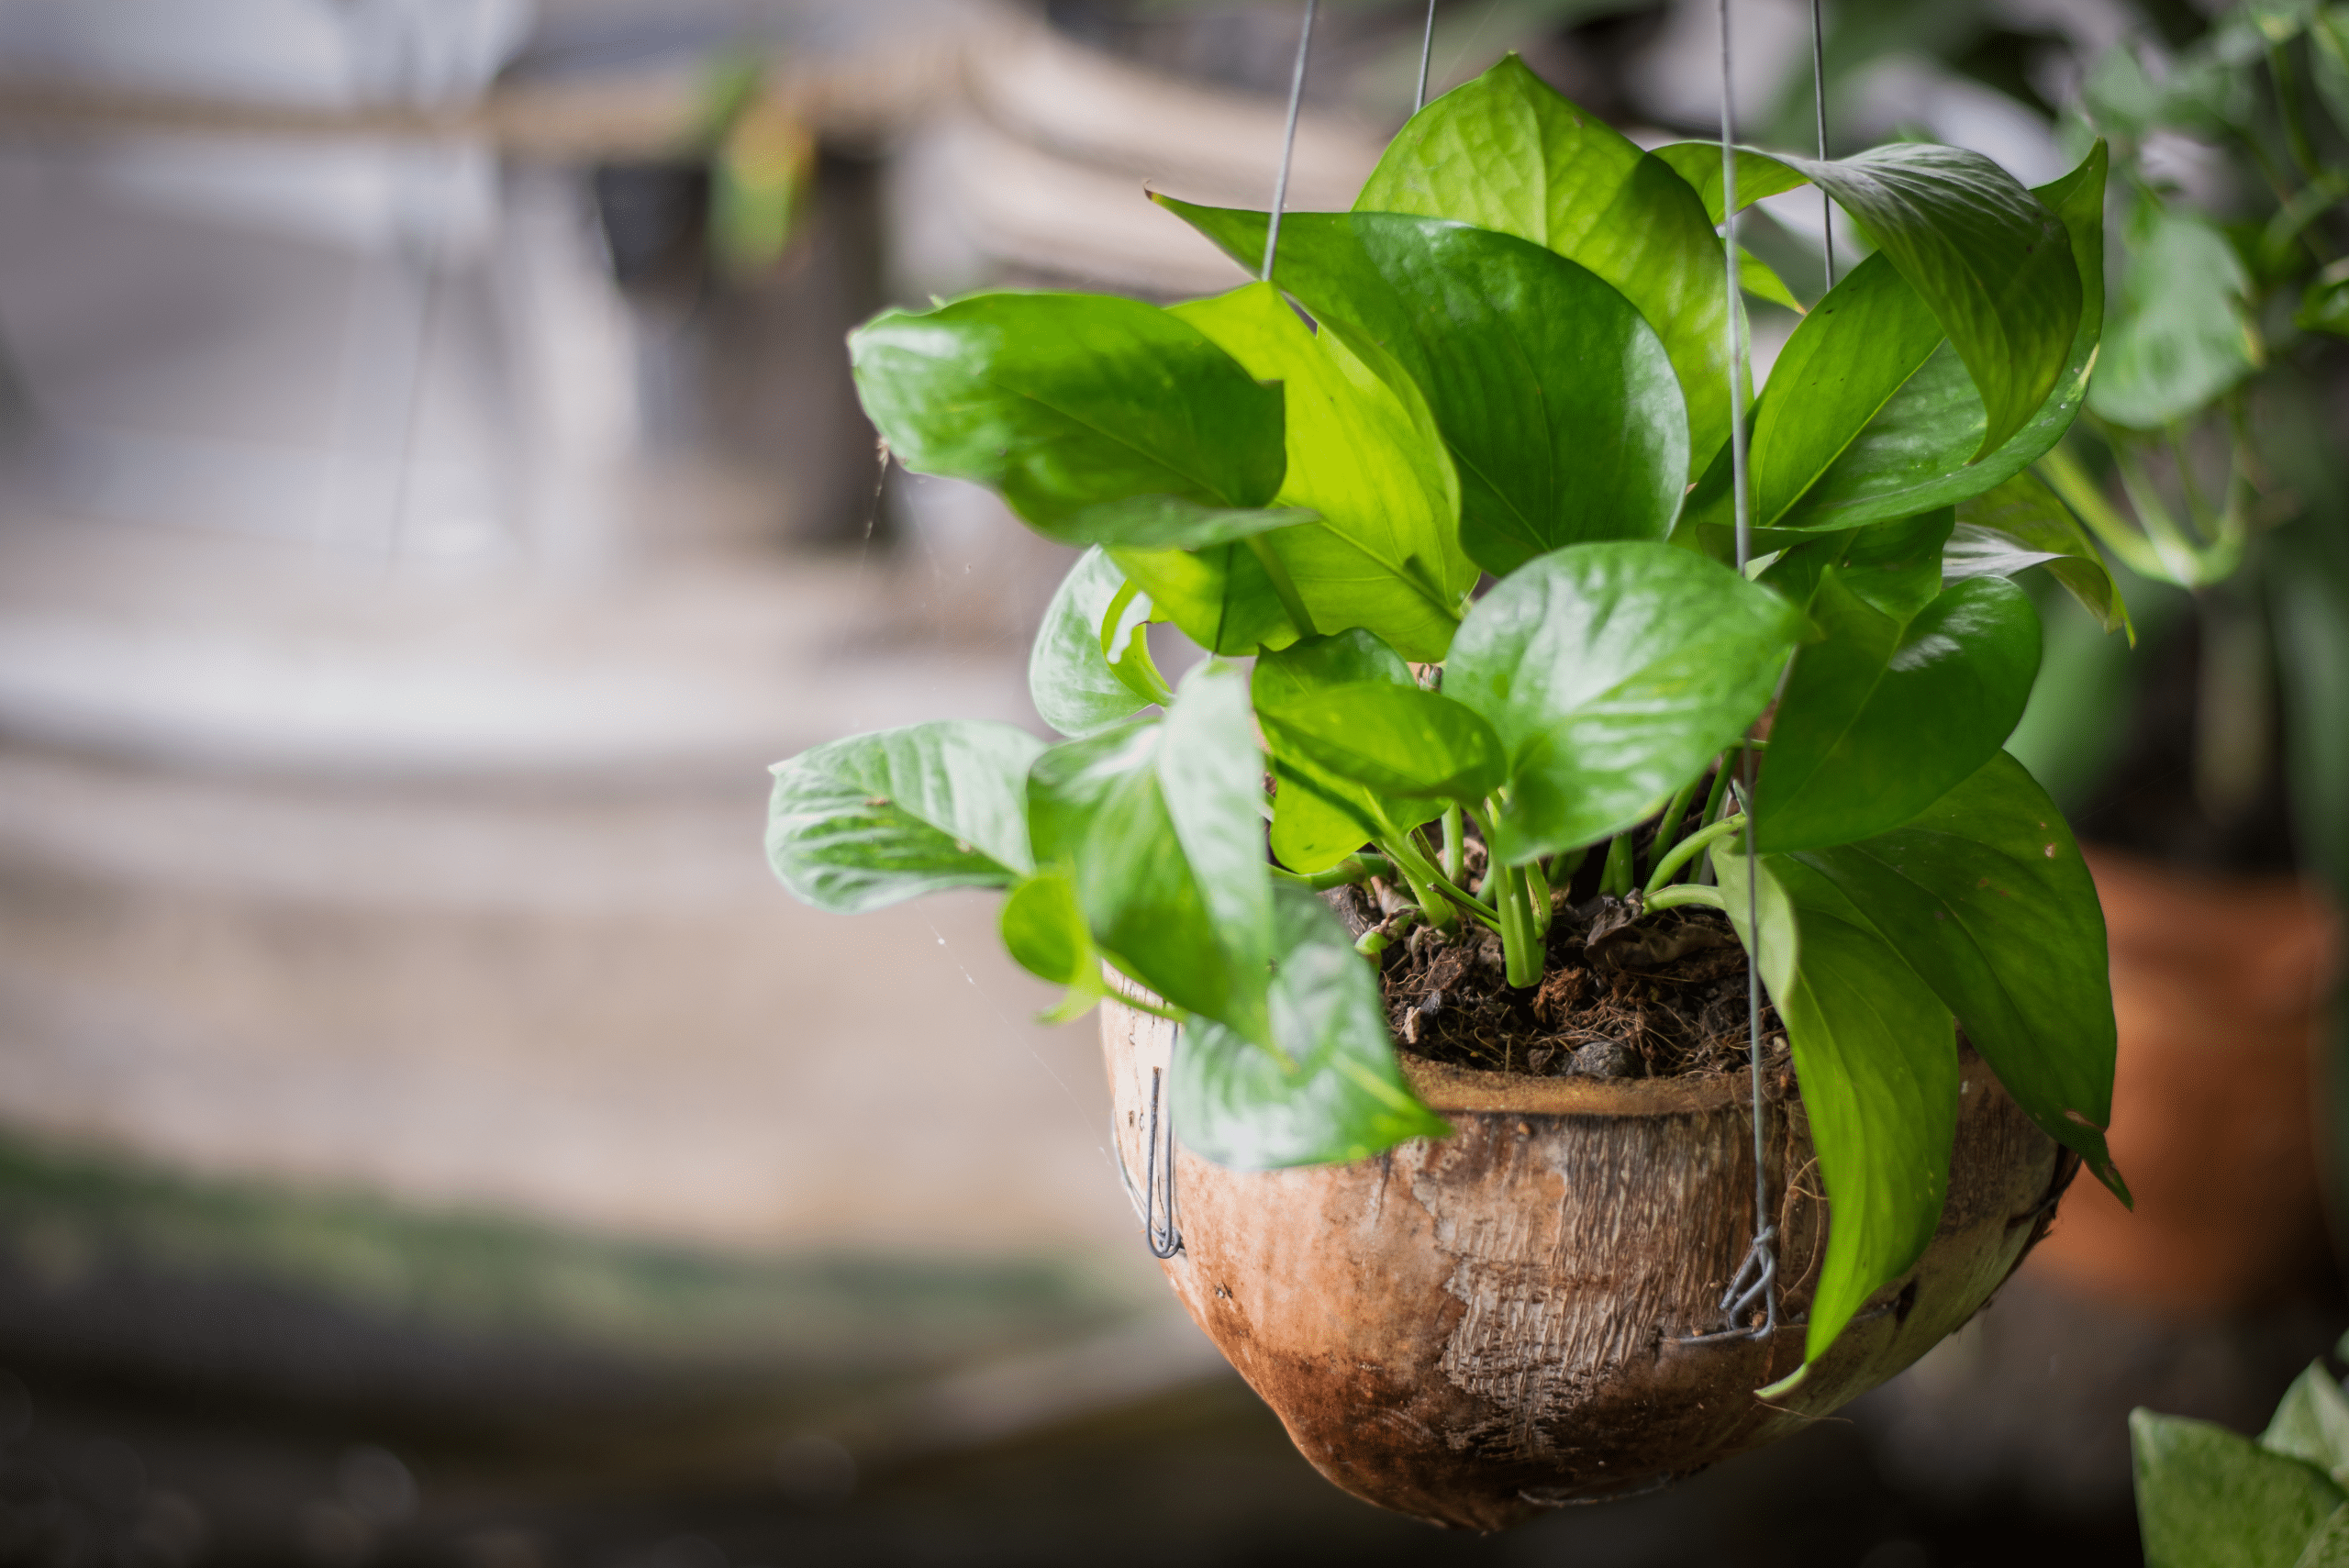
[2133,1340,2349,1566]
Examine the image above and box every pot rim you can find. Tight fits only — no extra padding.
[1398,1051,1766,1118]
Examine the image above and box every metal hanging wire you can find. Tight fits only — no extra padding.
[1263,0,1319,283]
[1414,0,1437,115]
[1810,0,1835,288]
[1113,1063,1184,1258]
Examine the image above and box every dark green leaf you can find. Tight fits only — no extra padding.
[1755,571,2041,853]
[1156,198,1687,576]
[768,721,1042,914]
[1763,509,1956,624]
[1000,871,1108,1022]
[1357,56,1737,475]
[2299,261,2349,339]
[1253,630,1433,873]
[1768,143,2110,531]
[1259,683,1506,804]
[2266,1363,2349,1485]
[1716,849,1958,1364]
[1027,664,1274,1041]
[1951,470,2129,636]
[2089,205,2259,430]
[2298,1504,2349,1568]
[1791,752,2126,1201]
[849,291,1288,540]
[1030,547,1156,739]
[1169,282,1475,661]
[1173,884,1450,1168]
[2132,1409,2343,1568]
[1442,542,1804,862]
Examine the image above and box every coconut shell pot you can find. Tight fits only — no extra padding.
[1103,1000,2071,1530]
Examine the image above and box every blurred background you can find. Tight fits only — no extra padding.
[0,0,2340,1562]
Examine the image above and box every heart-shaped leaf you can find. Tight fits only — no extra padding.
[2132,1410,2344,1568]
[1030,548,1161,739]
[1442,542,1804,862]
[768,721,1043,914]
[1169,282,1475,661]
[1790,752,2125,1201]
[1174,884,1451,1168]
[1762,509,1956,624]
[849,291,1300,543]
[1651,142,1812,221]
[2266,1362,2349,1485]
[1949,470,2130,636]
[1157,198,1687,576]
[2089,203,2258,431]
[1108,540,1301,656]
[1028,663,1273,1042]
[1716,848,1958,1366]
[1253,630,1434,873]
[1357,55,1738,475]
[1754,570,2041,853]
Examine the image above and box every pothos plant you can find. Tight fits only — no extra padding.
[768,56,2131,1379]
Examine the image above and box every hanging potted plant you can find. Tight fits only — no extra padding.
[768,45,2127,1531]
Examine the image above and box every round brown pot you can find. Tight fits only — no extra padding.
[1103,1002,2067,1530]
[2022,846,2344,1317]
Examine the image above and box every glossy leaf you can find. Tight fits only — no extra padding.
[1754,571,2041,853]
[1027,665,1274,1042]
[1259,683,1506,804]
[1652,142,1811,221]
[1252,630,1433,873]
[1357,55,1736,474]
[1770,143,2110,531]
[1157,198,1687,576]
[2266,1363,2349,1485]
[1791,752,2125,1201]
[849,291,1302,544]
[1000,871,1107,1022]
[2132,1410,2343,1568]
[1716,849,1958,1365]
[1950,470,2130,636]
[767,721,1042,914]
[1030,548,1156,739]
[1442,542,1804,863]
[1740,247,1805,314]
[2089,204,2259,431]
[1169,282,1475,661]
[1174,885,1452,1169]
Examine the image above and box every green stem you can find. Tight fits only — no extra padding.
[1644,884,1727,914]
[2270,41,2322,183]
[1495,862,1544,987]
[1645,774,1707,881]
[1442,804,1464,883]
[1244,536,1317,639]
[2037,444,2175,584]
[1700,754,1738,827]
[1598,833,1636,898]
[1272,853,1394,892]
[1645,813,1746,896]
[1526,854,1553,936]
[1381,834,1462,934]
[1355,906,1419,957]
[1118,991,1188,1023]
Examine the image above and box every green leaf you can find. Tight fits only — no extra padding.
[1740,247,1805,314]
[2089,204,2259,431]
[1258,683,1507,804]
[1791,752,2126,1202]
[767,721,1043,914]
[1156,198,1688,576]
[1754,570,2041,853]
[1252,630,1434,873]
[1030,548,1156,739]
[1651,142,1812,222]
[2133,1409,2344,1568]
[1356,56,1738,476]
[2314,9,2349,140]
[1108,540,1300,656]
[1763,509,1957,624]
[1442,542,1804,863]
[849,291,1292,542]
[2267,1363,2349,1485]
[1173,884,1451,1168]
[1951,470,2130,636]
[1000,871,1108,1022]
[1655,141,2084,461]
[2298,260,2349,339]
[1736,254,1949,531]
[1715,849,1958,1364]
[1766,143,2110,531]
[1169,282,1475,661]
[1028,664,1274,1041]
[2298,1504,2349,1568]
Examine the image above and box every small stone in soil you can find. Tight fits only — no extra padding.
[1568,1040,1641,1079]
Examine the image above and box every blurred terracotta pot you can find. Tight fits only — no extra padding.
[2025,847,2344,1317]
[1103,1004,2065,1530]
